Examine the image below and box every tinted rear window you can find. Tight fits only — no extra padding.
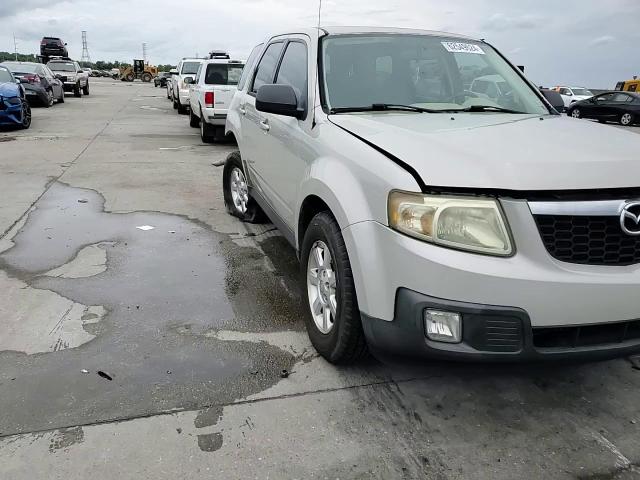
[3,63,39,74]
[49,62,76,72]
[205,64,244,85]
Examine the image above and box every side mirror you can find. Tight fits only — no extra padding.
[15,78,20,84]
[184,77,193,84]
[256,84,304,119]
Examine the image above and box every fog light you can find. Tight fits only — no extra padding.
[424,309,462,343]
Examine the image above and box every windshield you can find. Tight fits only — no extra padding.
[0,68,13,83]
[321,34,548,114]
[205,64,244,85]
[3,62,39,74]
[571,88,592,96]
[181,61,202,75]
[49,62,76,72]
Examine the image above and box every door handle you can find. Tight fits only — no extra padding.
[239,106,246,115]
[259,119,270,132]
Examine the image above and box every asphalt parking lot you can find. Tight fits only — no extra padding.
[1,78,640,480]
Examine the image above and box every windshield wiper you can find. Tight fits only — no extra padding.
[443,105,526,114]
[329,104,437,114]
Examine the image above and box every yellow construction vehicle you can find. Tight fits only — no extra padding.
[615,76,639,93]
[119,59,158,82]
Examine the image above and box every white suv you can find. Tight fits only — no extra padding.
[555,86,594,109]
[187,58,245,142]
[224,27,640,364]
[170,58,203,114]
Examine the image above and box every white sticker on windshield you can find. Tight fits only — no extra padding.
[441,42,485,55]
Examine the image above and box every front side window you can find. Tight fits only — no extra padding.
[275,42,308,109]
[238,44,263,90]
[321,34,548,114]
[205,64,244,85]
[181,61,201,75]
[251,42,284,94]
[571,88,593,96]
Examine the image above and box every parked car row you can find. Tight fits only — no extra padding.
[0,57,91,130]
[165,52,245,143]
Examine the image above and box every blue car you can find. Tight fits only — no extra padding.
[0,65,31,129]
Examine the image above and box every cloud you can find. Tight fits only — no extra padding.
[588,35,615,47]
[481,13,545,32]
[0,0,72,18]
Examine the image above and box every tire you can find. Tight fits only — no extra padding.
[300,212,368,364]
[598,119,606,124]
[200,109,215,142]
[570,108,581,119]
[177,101,188,115]
[20,102,31,129]
[74,83,82,98]
[82,81,90,95]
[44,88,54,107]
[141,73,152,83]
[166,88,171,99]
[620,113,634,126]
[222,151,266,223]
[189,108,200,128]
[173,95,179,110]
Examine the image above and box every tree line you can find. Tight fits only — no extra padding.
[0,52,176,72]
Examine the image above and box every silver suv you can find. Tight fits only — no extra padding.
[224,27,640,364]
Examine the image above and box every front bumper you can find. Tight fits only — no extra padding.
[0,102,24,125]
[363,289,640,361]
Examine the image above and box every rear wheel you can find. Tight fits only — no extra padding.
[125,73,135,82]
[300,212,368,364]
[200,109,215,142]
[620,113,634,126]
[44,88,54,107]
[82,81,90,95]
[570,108,581,118]
[74,83,82,98]
[222,151,265,223]
[141,73,152,83]
[189,108,200,128]
[20,102,31,129]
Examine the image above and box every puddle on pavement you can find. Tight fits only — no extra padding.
[0,182,305,435]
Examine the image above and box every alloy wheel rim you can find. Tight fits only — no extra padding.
[572,109,580,118]
[307,240,337,334]
[229,167,248,214]
[622,114,632,125]
[22,104,31,126]
[48,90,54,106]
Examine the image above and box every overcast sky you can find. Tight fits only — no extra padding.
[1,0,638,88]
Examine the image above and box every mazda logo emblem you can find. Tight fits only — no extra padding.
[621,202,640,236]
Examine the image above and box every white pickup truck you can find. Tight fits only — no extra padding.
[187,58,245,142]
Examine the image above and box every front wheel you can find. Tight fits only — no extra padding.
[141,73,152,83]
[44,89,54,107]
[222,151,266,223]
[74,83,82,98]
[570,108,581,118]
[620,113,635,126]
[300,212,368,364]
[82,81,90,95]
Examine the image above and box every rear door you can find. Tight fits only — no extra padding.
[241,41,285,199]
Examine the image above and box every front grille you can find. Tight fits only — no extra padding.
[533,319,640,349]
[534,215,640,266]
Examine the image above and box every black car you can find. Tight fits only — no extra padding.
[568,91,640,126]
[154,72,172,87]
[40,37,68,58]
[1,61,64,107]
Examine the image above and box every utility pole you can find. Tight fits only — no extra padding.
[142,43,148,64]
[81,31,92,65]
[13,33,18,61]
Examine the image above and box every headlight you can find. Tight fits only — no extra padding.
[388,191,513,256]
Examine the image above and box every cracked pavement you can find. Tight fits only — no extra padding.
[1,79,640,480]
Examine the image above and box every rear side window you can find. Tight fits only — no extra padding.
[275,42,308,110]
[251,42,284,94]
[238,44,263,90]
[0,67,12,83]
[205,64,244,85]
